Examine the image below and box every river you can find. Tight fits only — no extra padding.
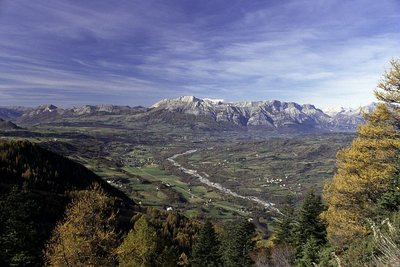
[167,149,278,211]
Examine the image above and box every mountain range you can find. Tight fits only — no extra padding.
[0,96,377,132]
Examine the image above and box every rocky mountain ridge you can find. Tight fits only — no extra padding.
[12,104,147,125]
[0,96,376,131]
[151,96,376,131]
[0,106,32,121]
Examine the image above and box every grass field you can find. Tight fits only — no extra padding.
[1,124,354,221]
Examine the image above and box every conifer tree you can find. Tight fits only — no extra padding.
[117,216,159,267]
[191,219,220,267]
[323,104,400,245]
[220,218,255,267]
[0,188,40,267]
[289,190,326,266]
[44,184,118,267]
[375,157,400,217]
[117,214,178,267]
[374,59,400,105]
[294,190,326,248]
[273,194,296,245]
[296,237,320,267]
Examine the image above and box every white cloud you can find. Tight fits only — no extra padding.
[0,0,399,107]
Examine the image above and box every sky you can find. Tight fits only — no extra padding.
[0,0,399,108]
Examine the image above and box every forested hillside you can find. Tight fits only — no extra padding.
[0,140,132,199]
[0,141,257,266]
[0,140,136,266]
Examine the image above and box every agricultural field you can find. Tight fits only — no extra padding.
[180,133,354,204]
[0,124,354,221]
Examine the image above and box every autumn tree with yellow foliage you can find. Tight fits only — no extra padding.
[44,184,118,266]
[375,59,400,105]
[323,59,400,246]
[117,216,160,267]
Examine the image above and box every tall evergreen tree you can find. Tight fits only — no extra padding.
[191,219,220,267]
[220,219,255,267]
[296,237,320,267]
[291,190,326,266]
[273,194,296,245]
[377,162,400,214]
[0,188,41,267]
[294,190,326,247]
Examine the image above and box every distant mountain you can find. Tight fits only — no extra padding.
[0,106,32,121]
[151,96,332,129]
[150,96,376,131]
[16,104,147,126]
[0,118,19,130]
[322,104,377,117]
[4,97,377,132]
[324,103,378,131]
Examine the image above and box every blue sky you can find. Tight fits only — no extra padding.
[0,0,399,108]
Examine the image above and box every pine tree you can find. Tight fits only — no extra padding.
[273,194,296,245]
[323,104,400,245]
[44,184,118,266]
[376,161,400,215]
[191,219,220,267]
[294,190,326,248]
[296,237,320,267]
[220,219,255,267]
[0,188,41,267]
[289,190,326,266]
[156,246,179,267]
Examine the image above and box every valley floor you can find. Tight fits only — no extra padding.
[0,124,354,223]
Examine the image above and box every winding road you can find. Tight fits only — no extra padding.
[167,149,278,211]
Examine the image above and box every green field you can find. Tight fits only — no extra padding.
[0,124,354,221]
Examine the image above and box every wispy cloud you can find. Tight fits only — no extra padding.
[0,0,399,107]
